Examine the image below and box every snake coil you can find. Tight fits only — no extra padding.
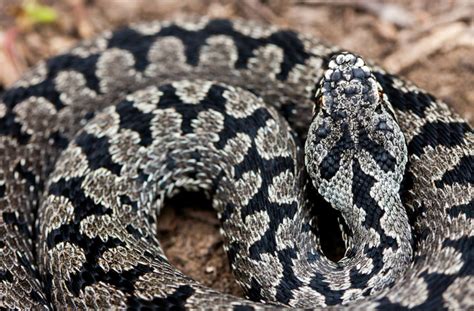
[0,18,472,310]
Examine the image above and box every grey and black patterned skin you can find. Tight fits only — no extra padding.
[305,52,413,298]
[0,17,472,310]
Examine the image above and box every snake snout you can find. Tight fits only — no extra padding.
[319,52,381,121]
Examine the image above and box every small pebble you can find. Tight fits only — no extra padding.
[205,266,215,274]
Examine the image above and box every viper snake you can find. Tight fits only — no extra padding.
[0,18,472,310]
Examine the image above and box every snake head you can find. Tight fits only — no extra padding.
[315,52,381,125]
[305,52,407,208]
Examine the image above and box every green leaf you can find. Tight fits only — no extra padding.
[22,1,58,24]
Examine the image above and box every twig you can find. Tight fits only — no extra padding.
[401,3,473,40]
[235,0,285,24]
[294,0,416,28]
[383,22,467,73]
[0,28,26,86]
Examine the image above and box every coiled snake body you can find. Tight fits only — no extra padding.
[0,18,472,309]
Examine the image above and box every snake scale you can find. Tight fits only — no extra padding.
[0,17,472,310]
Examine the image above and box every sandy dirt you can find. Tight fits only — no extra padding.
[0,0,472,297]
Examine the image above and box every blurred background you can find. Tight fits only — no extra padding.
[0,0,472,297]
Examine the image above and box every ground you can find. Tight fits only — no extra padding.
[0,0,472,297]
